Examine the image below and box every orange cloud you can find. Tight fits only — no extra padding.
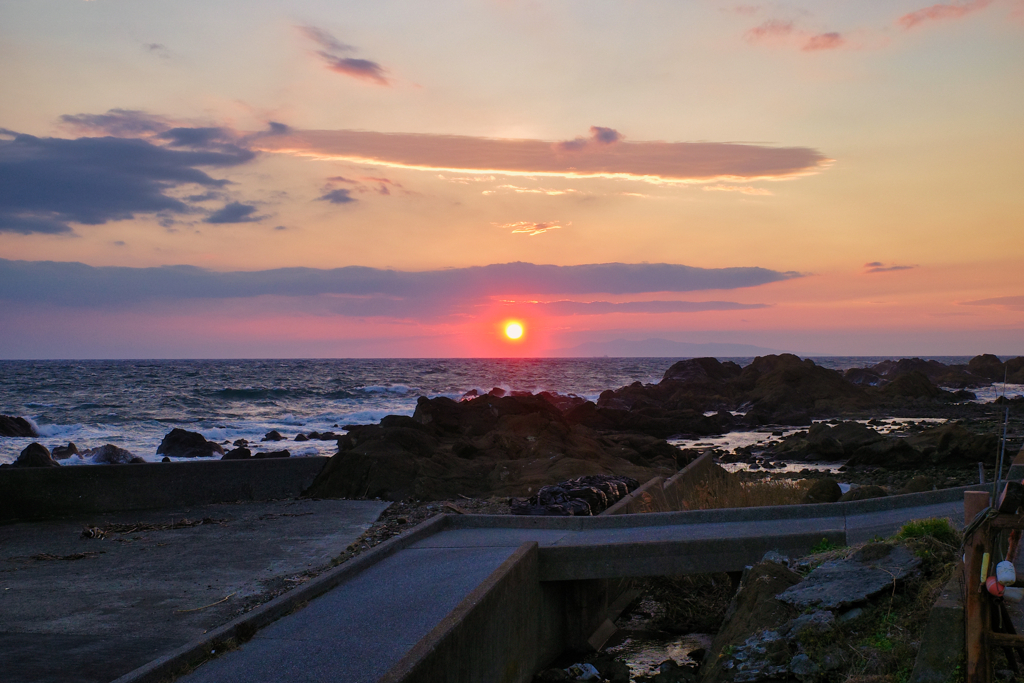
[495,221,568,236]
[256,128,830,184]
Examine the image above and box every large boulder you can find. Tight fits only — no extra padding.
[10,442,60,467]
[81,444,143,464]
[0,415,37,437]
[801,478,842,504]
[156,428,224,459]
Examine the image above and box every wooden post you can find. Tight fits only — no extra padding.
[964,491,991,683]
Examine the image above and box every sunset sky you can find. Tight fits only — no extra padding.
[1,0,1022,358]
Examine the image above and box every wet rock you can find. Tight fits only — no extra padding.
[294,433,309,442]
[233,438,249,447]
[262,430,285,442]
[51,442,79,460]
[801,478,842,504]
[221,447,252,460]
[11,442,60,467]
[838,485,888,502]
[82,444,142,464]
[777,543,921,610]
[157,428,225,459]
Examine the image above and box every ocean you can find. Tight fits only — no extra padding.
[1,356,1009,466]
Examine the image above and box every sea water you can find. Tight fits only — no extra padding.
[1,356,1013,466]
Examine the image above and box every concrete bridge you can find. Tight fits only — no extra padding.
[118,483,980,683]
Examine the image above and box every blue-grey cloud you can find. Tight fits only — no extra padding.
[864,262,916,273]
[298,25,391,85]
[319,188,357,204]
[0,259,798,319]
[205,202,262,224]
[0,129,256,234]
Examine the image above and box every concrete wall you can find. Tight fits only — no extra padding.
[379,542,545,683]
[0,457,329,520]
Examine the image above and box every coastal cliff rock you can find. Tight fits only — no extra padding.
[304,394,691,501]
[844,422,998,469]
[0,415,37,438]
[9,442,60,467]
[156,428,224,459]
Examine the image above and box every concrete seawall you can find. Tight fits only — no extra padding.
[0,457,330,520]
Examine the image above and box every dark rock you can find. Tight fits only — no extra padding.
[157,428,224,458]
[262,430,285,442]
[222,447,252,460]
[254,449,290,459]
[839,485,888,502]
[11,442,59,467]
[0,415,37,437]
[880,370,946,399]
[233,438,249,447]
[900,475,936,494]
[82,444,139,464]
[801,478,842,504]
[777,543,921,609]
[844,367,885,386]
[510,474,639,515]
[51,442,79,460]
[294,433,309,442]
[161,456,171,462]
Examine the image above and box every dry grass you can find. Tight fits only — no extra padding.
[683,469,812,510]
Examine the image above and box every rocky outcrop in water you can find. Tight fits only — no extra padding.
[156,428,224,459]
[0,415,37,438]
[304,393,691,501]
[81,444,144,464]
[6,443,60,468]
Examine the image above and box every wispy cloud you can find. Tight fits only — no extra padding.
[746,19,846,51]
[482,185,584,196]
[507,300,769,315]
[496,221,567,236]
[898,0,993,29]
[298,25,391,85]
[256,128,830,184]
[803,32,845,51]
[961,295,1024,311]
[864,262,917,273]
[702,184,773,196]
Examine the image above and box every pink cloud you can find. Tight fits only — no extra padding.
[745,19,796,42]
[803,32,845,51]
[257,128,831,183]
[898,0,993,29]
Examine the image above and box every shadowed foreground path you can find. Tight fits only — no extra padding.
[167,487,976,683]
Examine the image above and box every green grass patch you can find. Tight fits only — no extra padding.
[897,517,960,546]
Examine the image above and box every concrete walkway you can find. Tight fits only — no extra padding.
[0,498,390,683]
[170,487,976,683]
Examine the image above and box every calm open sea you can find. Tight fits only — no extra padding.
[0,356,1000,466]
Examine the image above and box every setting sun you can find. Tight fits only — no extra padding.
[504,322,524,340]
